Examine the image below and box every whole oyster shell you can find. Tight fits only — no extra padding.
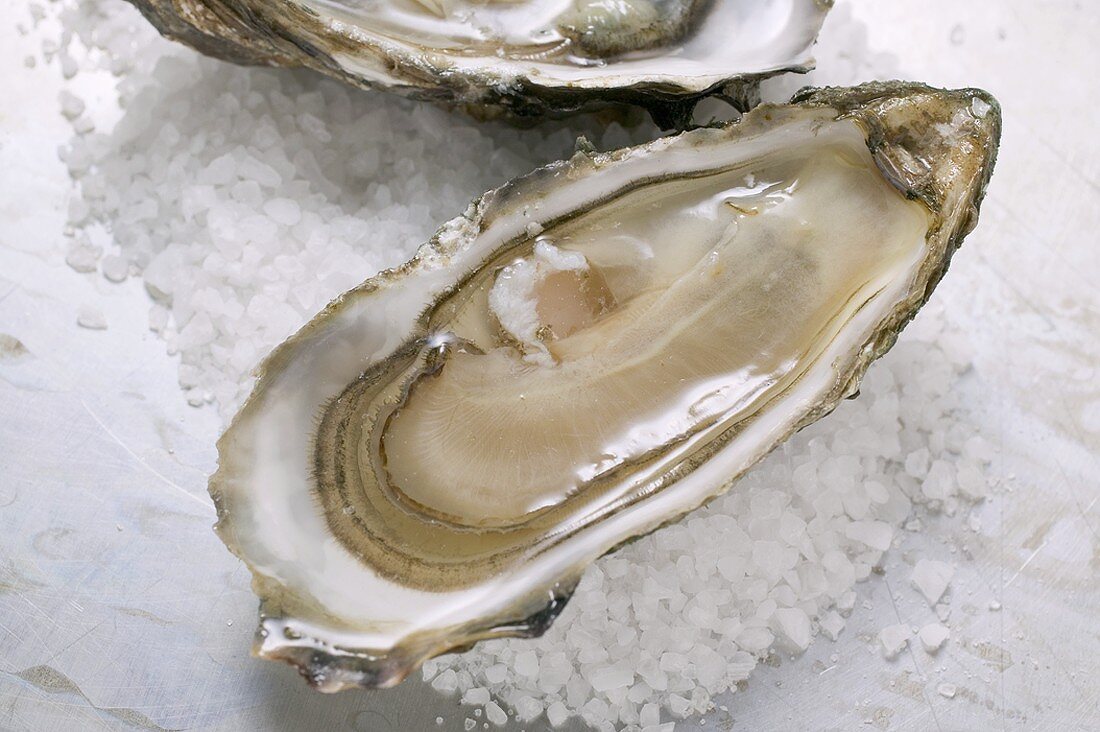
[212,82,1000,690]
[125,0,831,125]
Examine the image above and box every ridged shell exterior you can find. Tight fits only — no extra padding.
[125,0,832,126]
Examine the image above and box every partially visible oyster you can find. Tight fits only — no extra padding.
[125,0,832,125]
[211,82,1000,691]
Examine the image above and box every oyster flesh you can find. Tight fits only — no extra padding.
[125,0,831,124]
[211,82,1000,690]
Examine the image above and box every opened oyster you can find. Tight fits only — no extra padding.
[126,0,831,125]
[212,82,999,690]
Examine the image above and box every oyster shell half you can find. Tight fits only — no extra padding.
[212,82,1000,691]
[125,0,831,126]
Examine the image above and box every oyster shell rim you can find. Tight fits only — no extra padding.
[124,0,833,124]
[208,80,1001,691]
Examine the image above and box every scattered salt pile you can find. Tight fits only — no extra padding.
[43,1,992,729]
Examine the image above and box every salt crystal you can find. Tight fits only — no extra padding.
[692,646,726,689]
[462,687,490,706]
[77,305,107,330]
[904,448,930,478]
[513,695,542,722]
[845,521,894,551]
[589,665,633,692]
[668,693,691,718]
[514,650,539,677]
[658,652,688,674]
[937,682,957,699]
[537,652,572,688]
[484,663,507,684]
[263,198,302,226]
[101,255,129,282]
[772,607,811,653]
[200,153,236,185]
[581,698,610,726]
[819,611,845,641]
[60,53,78,79]
[735,627,774,653]
[971,97,991,118]
[918,623,950,653]
[716,555,744,582]
[911,559,955,605]
[922,460,955,501]
[65,240,100,273]
[58,90,85,120]
[957,463,988,500]
[484,702,507,726]
[640,702,660,727]
[463,719,476,731]
[239,155,283,187]
[431,669,458,694]
[546,701,569,727]
[879,624,910,659]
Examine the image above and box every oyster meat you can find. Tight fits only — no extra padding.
[126,0,831,124]
[211,82,1000,690]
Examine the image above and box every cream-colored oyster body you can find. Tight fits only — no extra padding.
[210,83,1000,690]
[125,0,831,125]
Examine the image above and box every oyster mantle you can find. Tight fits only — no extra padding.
[211,82,1000,690]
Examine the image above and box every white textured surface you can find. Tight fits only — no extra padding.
[0,2,1097,731]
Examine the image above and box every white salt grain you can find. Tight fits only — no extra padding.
[772,607,811,653]
[937,682,957,699]
[484,702,507,726]
[65,239,100,273]
[879,624,910,659]
[101,254,129,283]
[431,669,458,694]
[845,520,894,551]
[514,650,539,678]
[735,627,774,654]
[922,460,955,501]
[919,623,950,653]
[820,611,845,642]
[668,694,691,718]
[58,90,85,119]
[513,696,542,722]
[546,701,569,728]
[77,305,107,330]
[483,664,508,684]
[263,198,302,226]
[956,463,989,500]
[461,687,490,706]
[911,559,955,606]
[589,665,633,692]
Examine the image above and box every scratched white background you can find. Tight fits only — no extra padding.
[1,1,1097,730]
